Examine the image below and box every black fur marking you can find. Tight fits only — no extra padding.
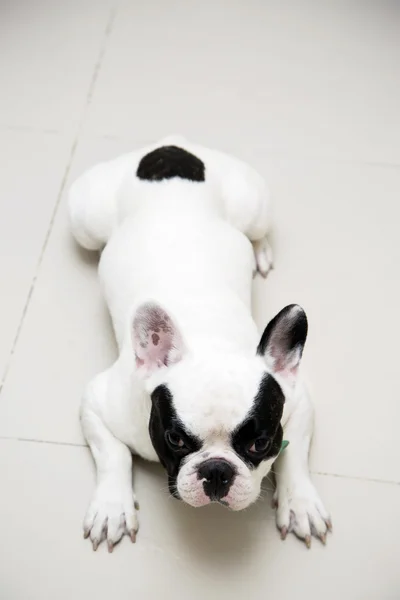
[231,374,285,468]
[149,384,202,498]
[136,145,205,182]
[257,304,308,361]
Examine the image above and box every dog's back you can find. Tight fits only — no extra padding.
[99,151,256,351]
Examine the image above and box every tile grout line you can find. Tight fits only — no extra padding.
[0,4,119,392]
[0,436,88,448]
[1,130,400,170]
[0,134,78,393]
[0,434,398,487]
[84,4,119,109]
[68,134,400,170]
[311,470,400,486]
[1,7,398,496]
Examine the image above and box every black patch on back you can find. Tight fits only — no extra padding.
[136,145,205,182]
[231,374,284,468]
[149,384,202,497]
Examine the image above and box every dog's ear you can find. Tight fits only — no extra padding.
[257,304,308,384]
[132,302,186,375]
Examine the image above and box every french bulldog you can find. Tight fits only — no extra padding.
[69,136,330,552]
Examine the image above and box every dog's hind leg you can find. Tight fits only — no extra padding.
[219,160,273,278]
[221,163,273,278]
[68,152,140,251]
[68,135,199,251]
[191,144,273,277]
[252,237,274,278]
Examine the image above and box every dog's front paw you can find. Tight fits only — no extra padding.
[272,477,332,548]
[83,482,139,552]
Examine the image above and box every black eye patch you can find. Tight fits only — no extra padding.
[149,384,202,497]
[231,374,285,467]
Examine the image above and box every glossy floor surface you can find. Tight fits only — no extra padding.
[0,2,399,599]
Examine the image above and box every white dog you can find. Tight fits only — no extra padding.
[69,135,331,552]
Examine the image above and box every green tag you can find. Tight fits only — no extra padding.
[280,440,289,452]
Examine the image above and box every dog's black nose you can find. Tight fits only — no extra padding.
[197,459,235,500]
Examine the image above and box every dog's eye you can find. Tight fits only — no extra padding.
[248,437,271,454]
[166,431,186,450]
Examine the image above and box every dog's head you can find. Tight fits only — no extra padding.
[132,302,307,510]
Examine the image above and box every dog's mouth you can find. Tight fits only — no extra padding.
[217,499,229,507]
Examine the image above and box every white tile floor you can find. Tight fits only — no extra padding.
[0,1,399,599]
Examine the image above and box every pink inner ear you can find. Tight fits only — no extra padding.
[133,303,184,372]
[267,344,301,381]
[135,329,173,368]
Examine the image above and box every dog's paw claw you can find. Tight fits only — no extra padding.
[274,478,331,549]
[83,485,139,552]
[319,533,327,545]
[130,529,137,543]
[253,238,273,279]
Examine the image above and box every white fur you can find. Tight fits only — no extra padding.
[69,135,330,551]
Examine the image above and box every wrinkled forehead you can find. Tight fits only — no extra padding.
[164,356,270,439]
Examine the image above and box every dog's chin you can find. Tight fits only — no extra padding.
[179,490,211,508]
[178,492,257,511]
